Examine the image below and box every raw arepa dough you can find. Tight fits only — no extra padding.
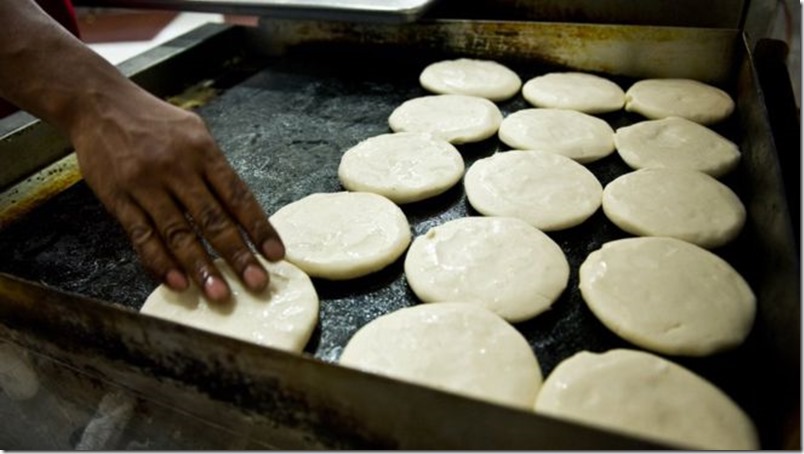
[419,58,522,101]
[602,168,746,248]
[388,94,503,144]
[464,150,602,231]
[141,257,319,353]
[498,108,615,163]
[338,132,465,204]
[579,237,756,356]
[624,78,735,125]
[403,216,569,322]
[269,192,411,280]
[534,349,759,450]
[521,72,625,114]
[614,116,741,178]
[339,303,543,409]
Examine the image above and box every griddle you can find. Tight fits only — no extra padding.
[0,20,799,449]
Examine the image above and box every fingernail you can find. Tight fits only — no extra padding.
[243,264,268,290]
[262,239,285,261]
[204,275,230,302]
[165,269,189,290]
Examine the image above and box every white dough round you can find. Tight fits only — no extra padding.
[614,117,741,177]
[464,150,602,231]
[388,94,503,144]
[534,349,759,450]
[338,132,465,204]
[339,303,543,409]
[624,79,735,125]
[522,72,625,113]
[269,192,411,280]
[141,257,319,353]
[498,108,615,163]
[404,216,569,322]
[579,237,756,356]
[419,58,522,101]
[602,168,745,248]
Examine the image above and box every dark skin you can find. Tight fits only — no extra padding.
[0,0,285,302]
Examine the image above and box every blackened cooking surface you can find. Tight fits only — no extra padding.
[0,46,778,443]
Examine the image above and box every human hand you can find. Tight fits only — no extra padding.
[70,85,284,302]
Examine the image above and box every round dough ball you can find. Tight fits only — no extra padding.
[419,58,522,101]
[338,132,465,204]
[141,257,319,353]
[624,79,735,125]
[614,116,741,177]
[522,72,625,113]
[270,192,411,280]
[579,237,756,356]
[339,303,543,409]
[404,216,569,322]
[498,108,615,163]
[464,150,602,231]
[534,349,759,450]
[602,168,745,248]
[388,94,503,144]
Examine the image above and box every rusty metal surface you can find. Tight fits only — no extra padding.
[0,21,798,449]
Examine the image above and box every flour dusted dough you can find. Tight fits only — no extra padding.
[269,192,411,280]
[579,237,756,356]
[338,132,465,204]
[624,79,735,125]
[388,94,503,144]
[464,150,602,231]
[141,257,318,353]
[534,349,759,450]
[498,108,615,163]
[602,168,745,248]
[419,58,522,101]
[614,117,741,177]
[404,216,569,322]
[522,72,625,114]
[339,303,543,409]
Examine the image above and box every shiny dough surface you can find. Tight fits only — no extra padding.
[419,58,522,101]
[388,94,503,144]
[522,72,625,113]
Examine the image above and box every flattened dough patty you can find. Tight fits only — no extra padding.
[419,58,522,101]
[388,94,503,144]
[338,132,465,204]
[498,108,615,163]
[614,116,740,177]
[339,303,543,409]
[141,257,319,353]
[404,216,569,322]
[522,72,625,114]
[579,237,756,356]
[464,150,602,231]
[270,192,411,280]
[624,79,735,125]
[534,349,759,450]
[602,168,745,248]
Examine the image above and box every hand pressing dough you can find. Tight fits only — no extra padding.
[534,349,759,450]
[404,216,569,322]
[498,108,615,163]
[602,168,745,248]
[419,58,522,101]
[388,94,503,144]
[338,132,465,204]
[522,72,625,114]
[624,79,735,125]
[464,150,602,231]
[269,192,411,280]
[579,237,756,356]
[339,303,543,409]
[141,257,319,353]
[614,116,740,177]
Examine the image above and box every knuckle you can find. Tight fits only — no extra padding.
[196,205,232,234]
[162,221,196,249]
[127,223,155,246]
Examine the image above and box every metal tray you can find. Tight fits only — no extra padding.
[0,21,798,449]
